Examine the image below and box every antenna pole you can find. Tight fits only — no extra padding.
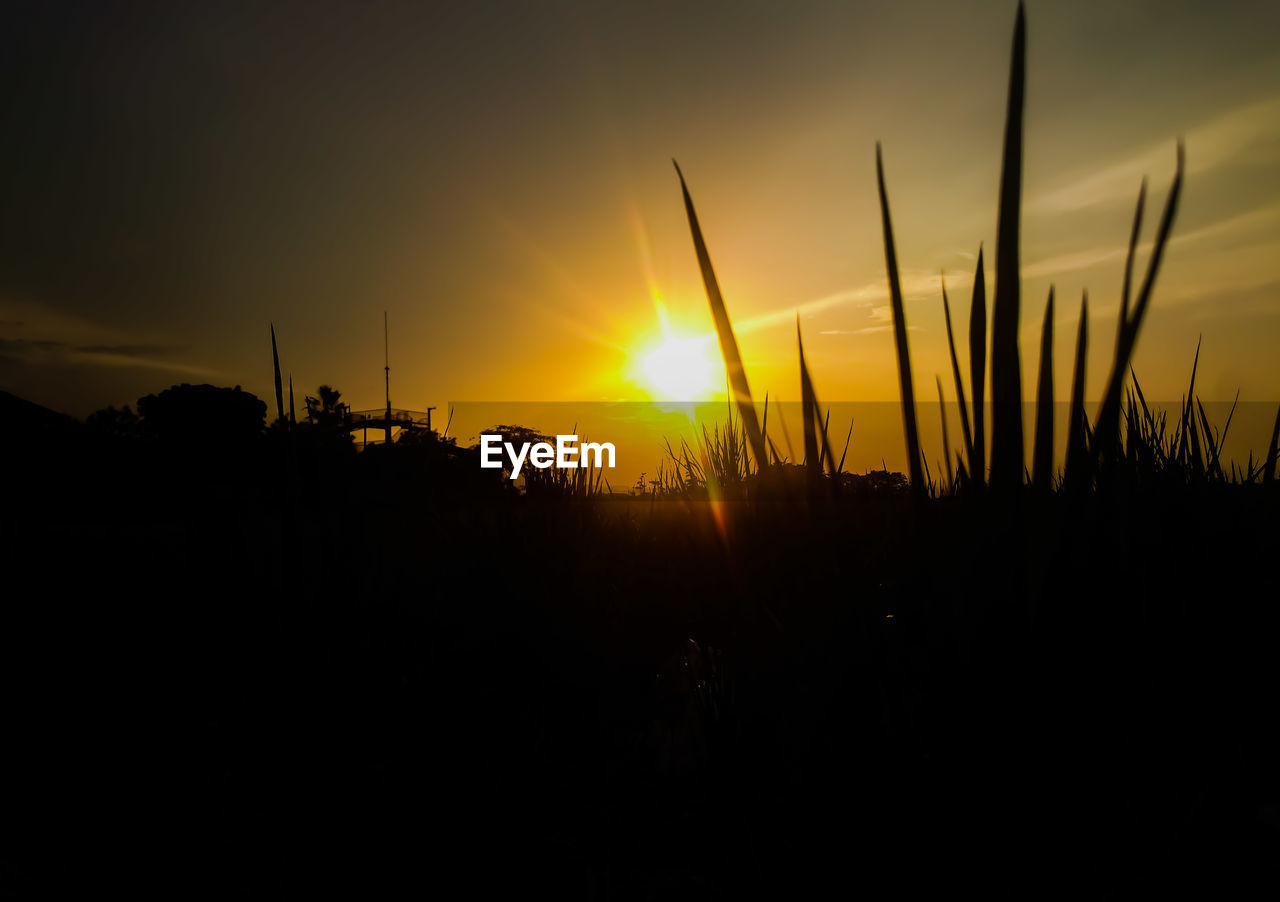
[384,312,392,446]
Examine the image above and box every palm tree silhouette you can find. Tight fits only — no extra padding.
[307,385,348,428]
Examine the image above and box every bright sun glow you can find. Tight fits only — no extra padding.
[639,336,718,402]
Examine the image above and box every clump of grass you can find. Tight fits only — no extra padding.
[1068,346,1276,490]
[661,2,1257,502]
[797,318,836,482]
[477,424,608,498]
[658,418,754,499]
[1092,147,1184,479]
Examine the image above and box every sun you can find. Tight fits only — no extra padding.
[638,335,719,402]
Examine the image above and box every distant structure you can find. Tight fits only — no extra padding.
[383,311,391,445]
[302,314,438,447]
[345,406,437,448]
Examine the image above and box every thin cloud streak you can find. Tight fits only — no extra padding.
[0,302,216,378]
[666,193,1278,354]
[1029,95,1280,214]
[732,269,965,339]
[1023,200,1280,280]
[72,351,220,377]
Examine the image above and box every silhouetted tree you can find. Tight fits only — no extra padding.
[306,384,348,428]
[85,404,140,438]
[137,383,266,445]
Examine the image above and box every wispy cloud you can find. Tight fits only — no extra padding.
[0,302,217,377]
[820,326,891,335]
[1029,95,1280,214]
[659,190,1279,353]
[0,337,62,355]
[819,304,921,336]
[73,350,219,376]
[1021,246,1126,280]
[731,269,961,339]
[1022,200,1280,280]
[72,343,185,357]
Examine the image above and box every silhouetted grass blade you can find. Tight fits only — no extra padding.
[1196,398,1220,478]
[990,1,1026,492]
[941,274,975,475]
[1064,292,1088,489]
[798,318,836,482]
[1266,402,1280,484]
[1173,339,1201,467]
[1125,143,1183,348]
[837,418,853,475]
[937,375,954,494]
[673,160,767,469]
[819,408,834,476]
[1095,143,1184,467]
[798,317,820,477]
[270,323,285,424]
[1117,178,1147,354]
[1211,389,1240,479]
[1032,287,1054,490]
[761,392,770,462]
[875,143,924,494]
[1181,338,1202,471]
[1182,335,1192,465]
[969,245,987,487]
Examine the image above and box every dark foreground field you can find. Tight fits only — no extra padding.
[3,428,1278,898]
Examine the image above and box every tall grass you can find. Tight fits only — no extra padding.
[270,323,285,425]
[874,144,925,495]
[675,161,768,470]
[936,375,954,493]
[798,319,820,479]
[989,1,1027,493]
[969,247,987,487]
[797,318,836,479]
[941,275,975,479]
[1031,287,1054,490]
[664,1,1239,501]
[1268,405,1280,484]
[1063,293,1089,490]
[1093,146,1184,475]
[659,419,753,498]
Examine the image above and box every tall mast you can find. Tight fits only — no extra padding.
[384,311,392,445]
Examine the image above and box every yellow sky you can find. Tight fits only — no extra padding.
[1,1,1277,426]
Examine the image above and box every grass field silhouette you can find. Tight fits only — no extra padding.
[2,3,1277,897]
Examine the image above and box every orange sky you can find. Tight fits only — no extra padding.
[1,1,1277,427]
